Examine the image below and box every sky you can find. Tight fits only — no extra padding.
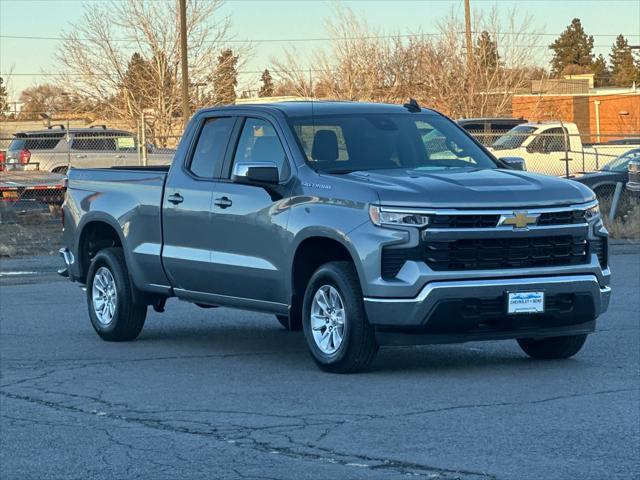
[1,0,639,102]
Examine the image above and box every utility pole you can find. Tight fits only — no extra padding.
[179,0,190,129]
[464,0,473,69]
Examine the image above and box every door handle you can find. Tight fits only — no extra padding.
[214,196,232,208]
[76,154,87,159]
[115,154,125,159]
[167,193,184,205]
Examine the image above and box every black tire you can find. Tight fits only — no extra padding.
[275,314,302,331]
[86,247,147,341]
[302,261,378,373]
[517,334,588,359]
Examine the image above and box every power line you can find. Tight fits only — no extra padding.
[1,32,638,43]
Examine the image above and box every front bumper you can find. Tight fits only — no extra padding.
[364,274,610,344]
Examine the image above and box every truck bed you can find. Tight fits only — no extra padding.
[65,167,170,290]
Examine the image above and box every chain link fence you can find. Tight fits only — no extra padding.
[0,123,638,257]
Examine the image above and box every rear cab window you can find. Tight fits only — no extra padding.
[188,117,236,178]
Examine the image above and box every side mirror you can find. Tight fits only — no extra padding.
[232,161,280,184]
[500,156,526,171]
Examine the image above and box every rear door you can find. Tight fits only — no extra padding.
[70,132,119,168]
[207,115,293,305]
[161,115,237,294]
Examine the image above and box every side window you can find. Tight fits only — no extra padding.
[545,127,568,152]
[72,133,116,151]
[233,118,289,179]
[189,117,235,178]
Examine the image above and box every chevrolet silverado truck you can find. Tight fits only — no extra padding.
[59,101,611,373]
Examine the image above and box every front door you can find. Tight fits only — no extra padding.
[209,116,293,305]
[161,116,237,293]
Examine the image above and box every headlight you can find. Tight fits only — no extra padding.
[369,205,430,227]
[584,203,600,221]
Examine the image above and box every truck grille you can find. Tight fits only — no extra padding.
[429,214,500,229]
[537,210,585,225]
[428,209,585,229]
[424,235,589,271]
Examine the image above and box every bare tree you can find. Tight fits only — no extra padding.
[18,84,76,120]
[272,4,542,119]
[56,0,234,143]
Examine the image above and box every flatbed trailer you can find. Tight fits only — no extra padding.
[0,169,66,206]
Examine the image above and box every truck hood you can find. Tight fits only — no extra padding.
[332,168,595,208]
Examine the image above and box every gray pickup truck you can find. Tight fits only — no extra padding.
[60,101,611,373]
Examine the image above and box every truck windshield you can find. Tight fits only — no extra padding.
[492,125,537,150]
[288,113,498,173]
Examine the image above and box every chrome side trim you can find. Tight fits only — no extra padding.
[422,223,587,234]
[363,275,601,304]
[378,200,598,217]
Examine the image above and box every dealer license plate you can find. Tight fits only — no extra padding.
[507,291,544,314]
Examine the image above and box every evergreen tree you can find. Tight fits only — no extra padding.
[475,31,500,71]
[609,34,638,86]
[592,54,610,87]
[258,69,275,97]
[212,49,238,105]
[0,77,8,116]
[120,53,155,110]
[549,18,594,76]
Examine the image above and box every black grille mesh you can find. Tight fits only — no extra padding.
[424,235,589,271]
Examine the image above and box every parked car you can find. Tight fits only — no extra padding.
[59,101,610,373]
[457,117,527,146]
[574,148,639,198]
[489,122,640,176]
[4,125,174,173]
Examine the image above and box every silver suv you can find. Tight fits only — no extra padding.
[5,125,174,173]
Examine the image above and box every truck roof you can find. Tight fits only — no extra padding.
[519,121,578,128]
[200,100,440,118]
[458,117,526,124]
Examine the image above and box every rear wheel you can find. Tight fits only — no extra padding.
[86,247,147,341]
[517,334,588,359]
[302,261,378,373]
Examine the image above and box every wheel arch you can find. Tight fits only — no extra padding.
[288,231,363,322]
[76,214,127,283]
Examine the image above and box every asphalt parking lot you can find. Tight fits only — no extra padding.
[1,249,638,480]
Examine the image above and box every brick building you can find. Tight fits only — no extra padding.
[512,85,640,143]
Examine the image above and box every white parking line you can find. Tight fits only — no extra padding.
[0,271,39,277]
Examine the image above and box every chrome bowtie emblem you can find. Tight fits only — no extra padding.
[499,211,540,230]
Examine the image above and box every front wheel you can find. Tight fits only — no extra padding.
[302,261,378,373]
[86,247,147,341]
[517,334,588,359]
